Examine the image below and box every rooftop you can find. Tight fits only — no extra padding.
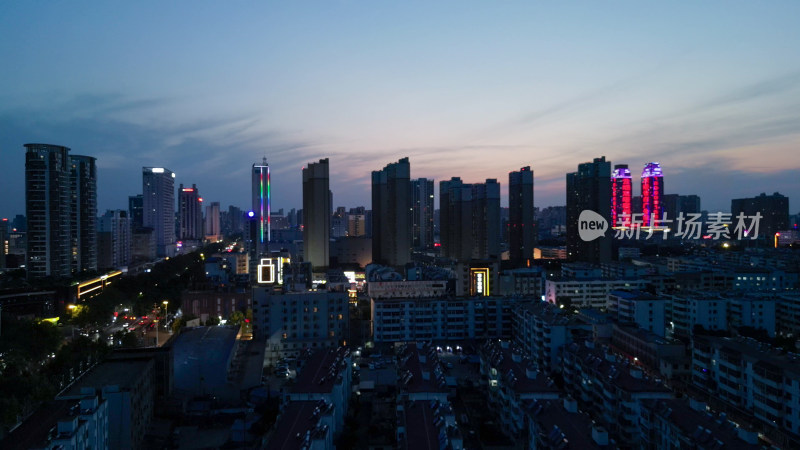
[609,289,664,301]
[172,326,238,394]
[60,359,153,398]
[292,347,350,394]
[565,341,672,394]
[400,400,460,450]
[481,340,559,394]
[643,398,760,449]
[3,400,74,450]
[526,398,609,449]
[397,342,448,394]
[265,400,333,450]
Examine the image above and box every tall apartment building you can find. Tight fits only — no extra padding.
[731,192,789,238]
[508,166,535,264]
[439,177,501,261]
[566,156,612,263]
[178,184,203,241]
[142,167,175,256]
[25,144,97,278]
[411,177,434,250]
[69,155,97,274]
[303,159,331,268]
[97,210,131,269]
[204,201,220,241]
[372,158,412,266]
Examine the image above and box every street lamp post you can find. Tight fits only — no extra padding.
[162,301,169,333]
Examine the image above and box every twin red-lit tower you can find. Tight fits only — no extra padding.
[641,162,663,226]
[611,162,663,227]
[611,164,632,227]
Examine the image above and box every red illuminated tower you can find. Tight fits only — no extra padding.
[611,164,632,227]
[641,162,664,227]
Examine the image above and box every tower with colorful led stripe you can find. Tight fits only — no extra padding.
[611,164,632,227]
[641,162,664,227]
[252,158,271,256]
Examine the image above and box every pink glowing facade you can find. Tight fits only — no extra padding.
[641,162,663,227]
[611,164,632,227]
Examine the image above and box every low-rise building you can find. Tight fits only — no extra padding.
[512,301,592,374]
[480,340,560,438]
[608,290,667,337]
[4,393,108,450]
[371,296,512,342]
[562,341,672,446]
[396,400,463,450]
[288,347,352,436]
[669,292,728,337]
[265,400,336,450]
[57,359,155,450]
[252,288,348,361]
[640,397,761,450]
[396,342,450,402]
[545,277,648,309]
[527,397,612,449]
[691,335,800,438]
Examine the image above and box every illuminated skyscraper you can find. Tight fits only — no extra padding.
[611,164,632,227]
[178,184,203,240]
[252,158,270,256]
[372,158,412,266]
[509,166,535,264]
[142,167,175,257]
[303,158,330,268]
[641,162,664,227]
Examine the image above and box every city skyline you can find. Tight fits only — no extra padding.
[1,2,800,217]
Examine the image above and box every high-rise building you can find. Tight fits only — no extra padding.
[252,158,270,255]
[0,218,7,271]
[331,207,348,238]
[472,179,501,260]
[302,159,330,268]
[372,158,412,267]
[508,166,535,264]
[205,202,220,241]
[679,194,701,215]
[25,144,72,278]
[731,192,789,238]
[70,155,97,274]
[411,178,434,250]
[641,162,664,227]
[440,177,501,262]
[611,164,632,227]
[128,195,143,230]
[142,167,175,257]
[97,210,131,269]
[178,184,203,241]
[566,156,612,263]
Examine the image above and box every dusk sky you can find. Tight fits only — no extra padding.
[1,1,799,218]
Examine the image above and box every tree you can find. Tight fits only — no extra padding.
[205,316,220,326]
[228,310,245,326]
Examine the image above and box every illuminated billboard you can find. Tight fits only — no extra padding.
[470,268,490,296]
[257,257,289,284]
